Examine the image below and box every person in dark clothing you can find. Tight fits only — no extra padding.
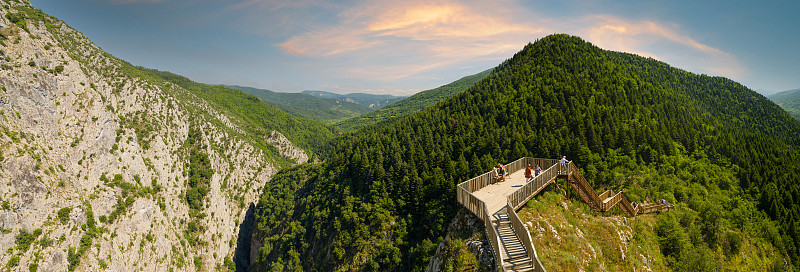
[525,164,533,182]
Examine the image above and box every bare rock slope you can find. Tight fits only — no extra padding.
[0,2,305,271]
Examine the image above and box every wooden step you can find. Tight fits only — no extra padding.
[503,256,534,272]
[497,227,528,261]
[569,181,601,211]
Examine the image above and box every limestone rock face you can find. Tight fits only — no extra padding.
[426,209,493,272]
[267,131,309,164]
[0,2,305,271]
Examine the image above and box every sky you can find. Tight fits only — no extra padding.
[29,0,800,95]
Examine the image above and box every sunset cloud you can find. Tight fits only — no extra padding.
[272,0,743,84]
[101,0,166,4]
[39,0,797,95]
[574,15,744,79]
[277,0,544,80]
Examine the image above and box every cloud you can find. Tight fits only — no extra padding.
[226,0,337,12]
[280,0,541,56]
[277,0,544,81]
[574,15,745,79]
[280,27,384,56]
[101,0,166,4]
[266,0,745,92]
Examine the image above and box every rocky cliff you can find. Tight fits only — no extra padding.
[0,2,304,271]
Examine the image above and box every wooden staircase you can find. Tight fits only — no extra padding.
[457,158,673,272]
[494,211,535,272]
[565,163,673,216]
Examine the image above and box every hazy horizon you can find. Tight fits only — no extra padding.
[31,0,800,96]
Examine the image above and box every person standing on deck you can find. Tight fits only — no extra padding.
[560,156,568,174]
[534,164,541,177]
[525,164,533,182]
[497,163,507,182]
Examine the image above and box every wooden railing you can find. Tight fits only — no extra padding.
[457,185,487,221]
[508,162,559,210]
[458,157,674,272]
[484,204,505,271]
[616,194,638,216]
[507,202,547,272]
[567,162,674,216]
[458,168,497,194]
[598,190,613,200]
[565,163,604,207]
[602,191,625,211]
[457,157,560,272]
[504,158,561,272]
[636,202,673,214]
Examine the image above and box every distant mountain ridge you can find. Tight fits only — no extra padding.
[301,90,407,109]
[334,68,492,131]
[768,88,800,120]
[224,85,372,124]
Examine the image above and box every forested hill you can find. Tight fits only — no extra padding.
[137,68,338,159]
[302,90,407,109]
[769,88,800,120]
[335,68,492,131]
[251,34,800,271]
[224,85,372,124]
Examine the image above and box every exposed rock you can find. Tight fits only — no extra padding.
[0,2,295,271]
[426,209,493,272]
[266,131,308,163]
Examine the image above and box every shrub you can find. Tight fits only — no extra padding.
[6,256,19,267]
[15,228,42,252]
[194,256,202,271]
[57,207,72,224]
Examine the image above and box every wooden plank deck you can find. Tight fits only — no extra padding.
[458,158,673,272]
[471,170,530,217]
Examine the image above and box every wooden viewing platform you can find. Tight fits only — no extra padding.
[456,157,673,272]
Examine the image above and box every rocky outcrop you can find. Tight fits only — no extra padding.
[266,131,308,164]
[426,209,493,272]
[0,2,296,271]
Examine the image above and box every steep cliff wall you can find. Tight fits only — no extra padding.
[0,2,304,271]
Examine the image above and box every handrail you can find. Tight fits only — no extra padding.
[484,205,505,272]
[507,202,547,272]
[457,157,557,272]
[458,184,486,221]
[503,159,562,271]
[567,164,603,207]
[508,162,559,210]
[598,190,613,200]
[459,157,674,272]
[616,194,638,216]
[602,191,625,211]
[568,163,672,216]
[457,157,560,195]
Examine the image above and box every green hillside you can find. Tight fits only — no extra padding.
[225,85,372,124]
[768,88,800,120]
[335,69,492,131]
[137,68,338,159]
[250,34,800,271]
[302,90,406,109]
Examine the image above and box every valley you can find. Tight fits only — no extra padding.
[1,1,799,272]
[769,89,800,120]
